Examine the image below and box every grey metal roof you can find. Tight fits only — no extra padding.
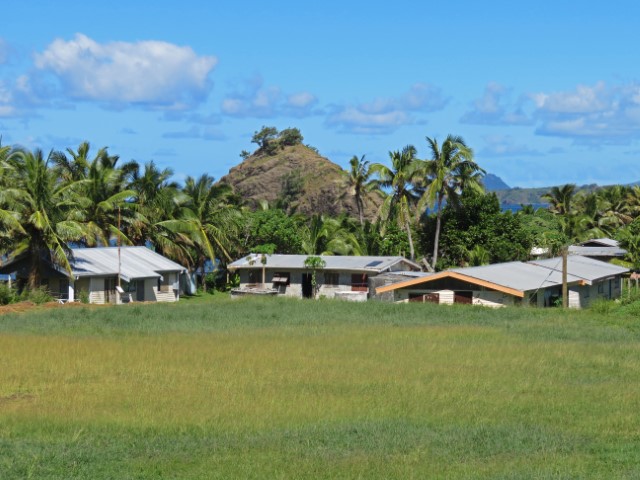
[577,238,620,248]
[228,254,421,273]
[529,255,629,284]
[567,246,627,257]
[69,247,186,282]
[451,261,584,292]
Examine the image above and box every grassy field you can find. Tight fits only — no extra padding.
[1,296,639,478]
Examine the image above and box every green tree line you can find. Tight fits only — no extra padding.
[2,129,640,294]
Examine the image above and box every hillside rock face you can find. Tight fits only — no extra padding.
[219,145,382,219]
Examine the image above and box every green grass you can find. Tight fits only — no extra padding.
[1,297,640,478]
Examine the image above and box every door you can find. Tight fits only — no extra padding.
[454,291,473,304]
[136,280,145,301]
[302,273,313,298]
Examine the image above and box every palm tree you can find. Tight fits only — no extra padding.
[172,174,241,291]
[124,161,193,265]
[0,148,88,289]
[346,155,377,225]
[53,142,135,246]
[300,214,362,255]
[419,135,484,269]
[370,145,421,261]
[542,184,577,216]
[542,184,578,239]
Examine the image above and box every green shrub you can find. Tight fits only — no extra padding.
[590,298,613,315]
[78,289,90,304]
[0,282,18,305]
[618,287,640,306]
[24,286,53,305]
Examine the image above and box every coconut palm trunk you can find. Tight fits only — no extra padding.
[432,195,443,268]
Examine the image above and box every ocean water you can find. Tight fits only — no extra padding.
[501,203,549,213]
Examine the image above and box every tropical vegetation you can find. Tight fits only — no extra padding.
[2,126,640,299]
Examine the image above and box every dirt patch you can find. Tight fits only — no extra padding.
[0,300,97,315]
[0,392,35,406]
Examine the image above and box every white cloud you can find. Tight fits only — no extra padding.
[0,82,16,117]
[531,82,609,113]
[532,81,640,143]
[326,83,448,134]
[33,33,217,109]
[461,82,531,125]
[221,75,318,118]
[327,107,412,135]
[287,92,316,108]
[479,135,541,157]
[162,126,226,141]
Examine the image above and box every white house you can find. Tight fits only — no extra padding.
[228,254,421,300]
[0,247,186,304]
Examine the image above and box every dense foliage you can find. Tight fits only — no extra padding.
[2,129,640,297]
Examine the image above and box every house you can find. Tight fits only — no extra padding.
[374,255,628,308]
[568,238,627,262]
[228,254,422,300]
[0,247,186,304]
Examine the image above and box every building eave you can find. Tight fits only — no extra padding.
[375,271,527,298]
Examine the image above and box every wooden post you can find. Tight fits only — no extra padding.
[117,206,122,289]
[562,248,568,308]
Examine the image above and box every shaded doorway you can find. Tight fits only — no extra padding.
[136,280,145,301]
[302,273,313,298]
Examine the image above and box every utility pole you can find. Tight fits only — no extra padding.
[117,206,122,289]
[562,247,568,308]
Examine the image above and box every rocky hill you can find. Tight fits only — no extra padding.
[481,173,510,191]
[218,144,383,219]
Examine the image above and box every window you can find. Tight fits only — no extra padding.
[597,283,604,294]
[324,271,340,286]
[615,277,620,289]
[351,273,368,292]
[272,272,290,285]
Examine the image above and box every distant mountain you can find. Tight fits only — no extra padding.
[493,184,600,206]
[218,144,383,219]
[482,173,510,191]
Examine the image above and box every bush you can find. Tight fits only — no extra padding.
[590,299,614,315]
[78,289,90,304]
[24,286,53,305]
[0,283,18,305]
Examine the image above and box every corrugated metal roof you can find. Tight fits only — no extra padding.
[451,261,584,292]
[529,255,629,283]
[377,255,629,295]
[578,238,620,248]
[69,247,186,282]
[567,246,627,257]
[228,254,421,272]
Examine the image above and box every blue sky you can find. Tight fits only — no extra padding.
[2,0,640,187]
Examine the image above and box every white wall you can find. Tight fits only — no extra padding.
[238,269,369,299]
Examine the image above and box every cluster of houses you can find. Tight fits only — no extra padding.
[0,238,631,309]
